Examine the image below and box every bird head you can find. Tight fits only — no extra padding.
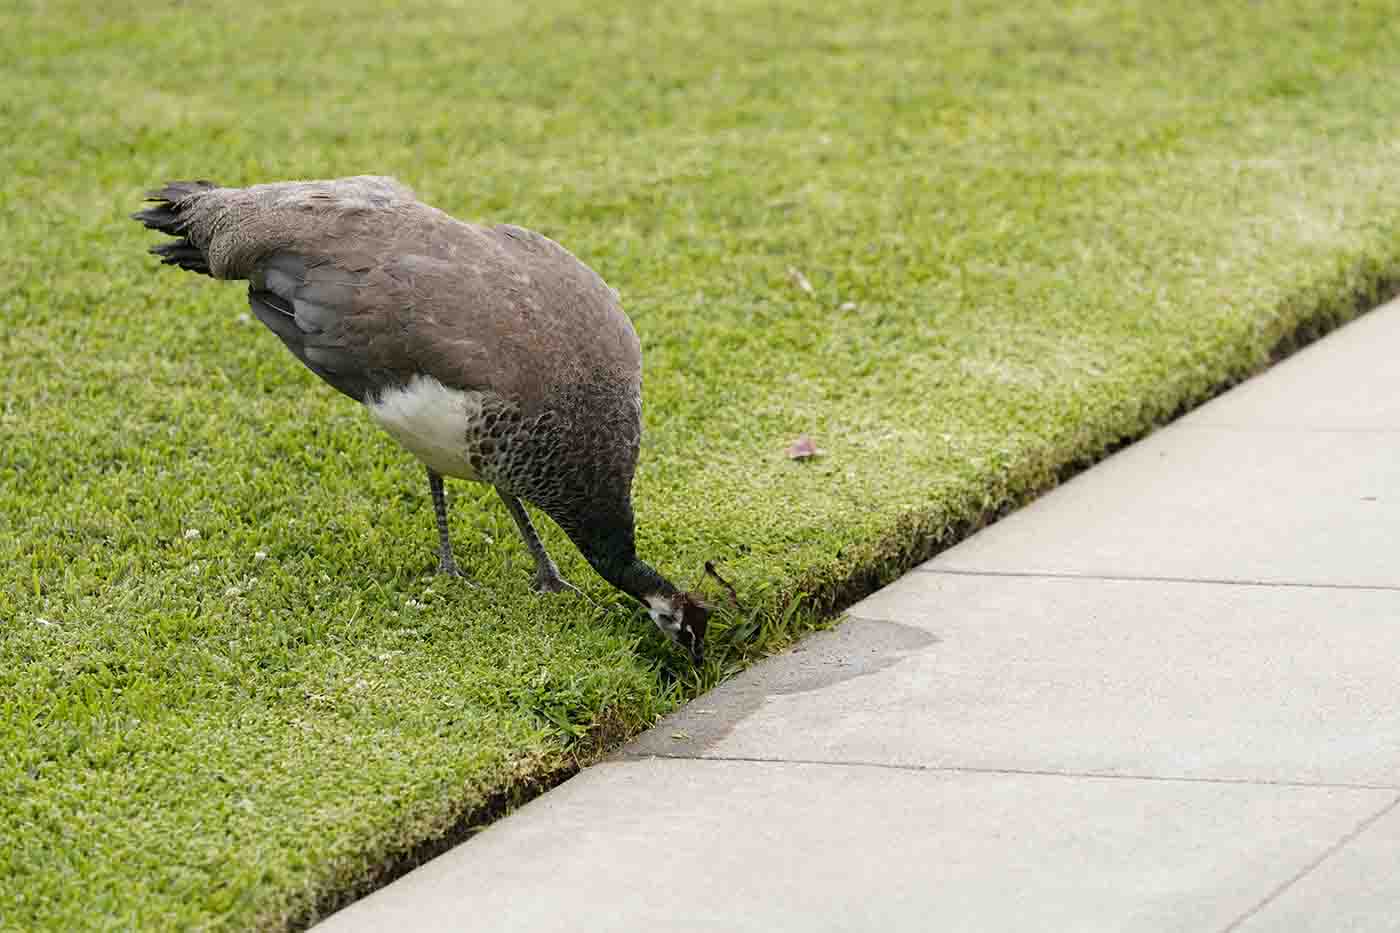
[645,591,711,665]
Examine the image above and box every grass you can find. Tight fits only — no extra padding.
[4,0,1400,927]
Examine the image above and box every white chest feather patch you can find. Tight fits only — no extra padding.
[367,375,485,481]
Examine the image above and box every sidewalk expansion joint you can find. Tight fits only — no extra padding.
[918,567,1400,592]
[1218,792,1400,933]
[1175,424,1400,434]
[615,753,1400,792]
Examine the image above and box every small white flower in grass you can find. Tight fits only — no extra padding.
[184,528,201,540]
[406,599,425,609]
[787,266,815,296]
[35,617,56,627]
[253,550,268,562]
[236,313,251,324]
[839,301,857,312]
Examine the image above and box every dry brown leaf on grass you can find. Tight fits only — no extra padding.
[785,434,823,460]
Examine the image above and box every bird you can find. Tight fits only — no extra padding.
[133,175,709,663]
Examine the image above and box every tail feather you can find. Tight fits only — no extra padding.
[149,240,211,274]
[132,179,220,276]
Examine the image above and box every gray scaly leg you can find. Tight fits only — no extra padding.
[497,490,579,595]
[427,469,473,583]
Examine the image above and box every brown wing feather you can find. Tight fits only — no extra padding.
[174,177,640,411]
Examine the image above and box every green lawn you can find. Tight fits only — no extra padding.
[5,0,1400,927]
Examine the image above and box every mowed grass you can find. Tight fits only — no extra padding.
[5,0,1400,927]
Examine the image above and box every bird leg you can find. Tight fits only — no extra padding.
[497,491,580,595]
[427,469,473,583]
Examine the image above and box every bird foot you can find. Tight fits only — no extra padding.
[531,570,611,613]
[436,555,478,587]
[531,570,579,595]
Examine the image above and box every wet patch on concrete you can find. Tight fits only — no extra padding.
[620,617,938,757]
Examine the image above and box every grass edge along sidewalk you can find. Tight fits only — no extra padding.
[301,260,1400,933]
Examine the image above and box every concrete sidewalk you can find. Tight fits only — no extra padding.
[319,303,1400,932]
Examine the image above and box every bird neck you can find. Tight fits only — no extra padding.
[604,553,677,605]
[569,521,677,605]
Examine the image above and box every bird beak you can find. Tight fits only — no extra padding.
[690,643,705,666]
